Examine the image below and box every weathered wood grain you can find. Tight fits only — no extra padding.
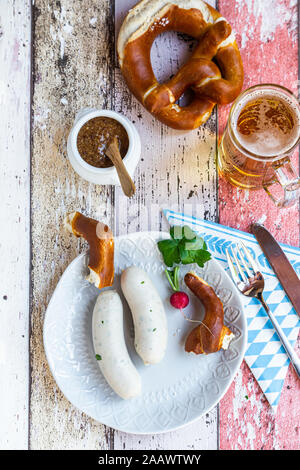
[114,0,219,235]
[0,0,31,450]
[114,414,218,450]
[30,0,220,449]
[4,0,297,450]
[30,0,115,450]
[218,0,300,450]
[113,0,219,449]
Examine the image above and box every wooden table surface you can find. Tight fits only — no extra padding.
[1,0,299,450]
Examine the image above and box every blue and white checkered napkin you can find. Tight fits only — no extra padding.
[164,209,300,412]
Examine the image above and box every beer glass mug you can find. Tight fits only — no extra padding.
[218,84,300,207]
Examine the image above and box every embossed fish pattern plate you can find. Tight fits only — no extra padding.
[43,232,247,434]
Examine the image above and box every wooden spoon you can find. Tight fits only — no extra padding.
[106,136,136,198]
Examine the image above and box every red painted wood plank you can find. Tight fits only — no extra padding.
[218,0,299,450]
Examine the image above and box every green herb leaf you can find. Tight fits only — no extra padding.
[170,225,197,241]
[95,354,102,361]
[157,239,180,267]
[158,226,211,269]
[181,226,197,241]
[194,249,211,268]
[178,242,195,265]
[184,237,206,251]
[169,226,180,240]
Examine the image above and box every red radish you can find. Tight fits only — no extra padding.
[170,291,189,310]
[165,267,190,312]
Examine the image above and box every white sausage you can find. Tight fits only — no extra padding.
[92,289,141,400]
[121,266,168,365]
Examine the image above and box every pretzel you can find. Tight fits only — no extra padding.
[184,273,234,354]
[64,211,114,289]
[117,0,244,130]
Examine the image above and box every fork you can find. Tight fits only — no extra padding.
[226,242,300,379]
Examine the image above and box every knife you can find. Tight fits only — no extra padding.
[251,223,300,316]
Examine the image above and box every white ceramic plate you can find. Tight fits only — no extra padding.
[43,231,247,434]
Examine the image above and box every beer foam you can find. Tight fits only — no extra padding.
[231,88,300,157]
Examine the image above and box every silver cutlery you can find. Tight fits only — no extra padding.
[251,223,300,315]
[226,242,300,379]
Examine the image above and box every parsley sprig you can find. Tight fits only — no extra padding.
[158,226,211,291]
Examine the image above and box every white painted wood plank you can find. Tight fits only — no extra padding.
[29,0,219,449]
[114,413,218,450]
[0,0,31,450]
[113,0,218,450]
[30,0,115,450]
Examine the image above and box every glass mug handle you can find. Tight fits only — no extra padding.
[263,157,300,208]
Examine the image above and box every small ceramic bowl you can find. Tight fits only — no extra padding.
[67,108,141,185]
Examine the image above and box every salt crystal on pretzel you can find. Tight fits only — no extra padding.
[64,211,114,289]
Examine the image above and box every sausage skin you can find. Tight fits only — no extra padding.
[92,289,141,399]
[121,266,168,365]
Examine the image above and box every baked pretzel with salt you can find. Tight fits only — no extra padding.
[64,211,114,289]
[118,0,244,130]
[184,273,234,354]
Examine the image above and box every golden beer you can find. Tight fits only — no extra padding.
[218,84,300,206]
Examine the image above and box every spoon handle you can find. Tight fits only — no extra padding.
[106,139,136,197]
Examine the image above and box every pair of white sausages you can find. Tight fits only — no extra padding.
[92,266,168,400]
